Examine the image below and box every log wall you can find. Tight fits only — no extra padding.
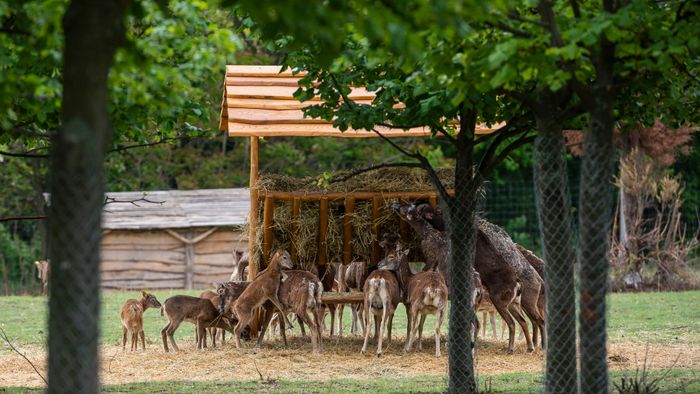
[100,227,246,290]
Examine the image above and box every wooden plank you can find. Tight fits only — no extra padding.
[228,108,331,125]
[262,197,275,262]
[101,249,184,262]
[227,122,433,138]
[101,243,184,252]
[101,261,185,273]
[194,241,237,255]
[318,197,329,265]
[226,65,303,77]
[226,85,375,101]
[290,198,301,264]
[372,196,381,264]
[101,271,184,281]
[193,254,235,266]
[102,279,185,290]
[101,233,182,246]
[320,291,364,304]
[429,196,438,208]
[184,231,194,290]
[248,136,260,280]
[343,197,355,265]
[226,98,374,110]
[226,76,303,87]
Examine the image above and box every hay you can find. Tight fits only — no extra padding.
[248,167,454,266]
[2,340,699,388]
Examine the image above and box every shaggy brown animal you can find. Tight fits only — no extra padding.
[230,250,294,349]
[257,270,324,353]
[120,291,161,351]
[161,295,233,352]
[310,263,337,336]
[199,290,226,346]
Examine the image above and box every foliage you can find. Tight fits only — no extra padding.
[0,225,41,295]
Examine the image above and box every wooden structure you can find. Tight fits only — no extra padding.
[220,65,498,300]
[100,189,248,290]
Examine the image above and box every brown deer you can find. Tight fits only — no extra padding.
[310,263,337,337]
[119,291,162,351]
[360,247,403,356]
[199,290,226,346]
[160,295,235,352]
[230,250,294,349]
[256,270,324,353]
[397,202,530,353]
[34,260,49,295]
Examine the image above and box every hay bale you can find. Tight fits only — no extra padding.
[247,167,452,267]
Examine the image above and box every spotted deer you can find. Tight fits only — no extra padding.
[119,291,161,351]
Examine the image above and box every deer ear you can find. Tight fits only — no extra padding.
[281,272,289,282]
[379,240,387,248]
[424,211,434,219]
[142,290,147,297]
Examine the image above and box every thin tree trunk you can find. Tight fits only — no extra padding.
[578,39,616,392]
[48,2,128,393]
[447,108,478,393]
[533,109,578,394]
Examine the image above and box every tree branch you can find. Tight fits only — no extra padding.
[0,150,48,158]
[507,11,548,27]
[432,124,458,145]
[478,121,530,174]
[569,0,582,18]
[328,162,423,184]
[486,21,533,38]
[481,134,536,178]
[107,137,180,154]
[0,215,47,222]
[0,327,47,385]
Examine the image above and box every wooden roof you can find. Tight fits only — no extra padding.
[101,188,249,230]
[220,65,499,138]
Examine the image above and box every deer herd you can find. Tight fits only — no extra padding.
[116,201,547,358]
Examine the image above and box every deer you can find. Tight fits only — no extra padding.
[199,290,226,347]
[34,260,49,295]
[339,233,402,337]
[387,237,449,358]
[229,250,295,349]
[396,202,530,353]
[161,294,235,352]
[309,263,337,337]
[230,249,249,282]
[119,291,162,351]
[360,243,403,356]
[256,270,324,353]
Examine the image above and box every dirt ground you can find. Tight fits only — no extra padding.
[1,335,698,388]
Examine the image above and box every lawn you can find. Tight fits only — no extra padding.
[2,289,699,348]
[1,290,699,392]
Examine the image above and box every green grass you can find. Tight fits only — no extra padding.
[1,290,699,349]
[2,370,699,393]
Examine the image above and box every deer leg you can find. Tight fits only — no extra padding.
[298,314,307,337]
[473,311,480,343]
[481,312,487,337]
[386,312,394,344]
[417,313,427,351]
[405,304,421,353]
[500,316,507,340]
[298,309,318,354]
[508,303,533,352]
[140,330,146,350]
[405,303,412,340]
[329,305,336,337]
[161,323,171,352]
[130,332,136,351]
[256,308,275,349]
[376,303,388,356]
[435,307,446,358]
[279,313,289,347]
[493,301,516,354]
[221,329,225,344]
[360,301,371,355]
[268,294,294,329]
[489,311,497,339]
[338,303,345,337]
[521,302,545,350]
[315,306,324,352]
[234,309,252,349]
[122,327,127,351]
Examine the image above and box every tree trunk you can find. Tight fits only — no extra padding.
[578,41,616,393]
[48,2,127,393]
[447,109,478,393]
[533,109,578,394]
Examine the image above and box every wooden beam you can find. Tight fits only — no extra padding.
[258,190,453,202]
[290,197,301,264]
[429,196,438,208]
[342,197,355,265]
[371,196,381,264]
[262,197,274,262]
[320,291,365,304]
[318,197,329,265]
[248,136,260,280]
[184,231,194,290]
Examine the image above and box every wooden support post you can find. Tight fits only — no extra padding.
[248,136,259,280]
[371,196,381,264]
[290,197,301,264]
[184,231,194,290]
[318,197,329,265]
[342,197,355,265]
[262,196,274,262]
[429,196,438,208]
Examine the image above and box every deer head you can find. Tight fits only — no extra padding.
[272,250,294,270]
[141,291,162,309]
